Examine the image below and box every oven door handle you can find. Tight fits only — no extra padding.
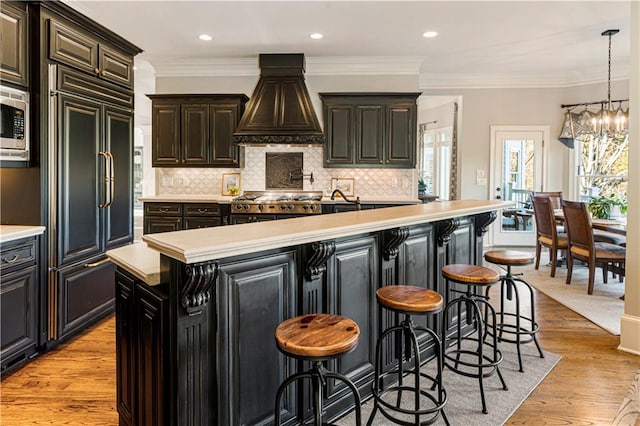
[99,151,110,208]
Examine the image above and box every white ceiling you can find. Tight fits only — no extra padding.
[65,0,632,88]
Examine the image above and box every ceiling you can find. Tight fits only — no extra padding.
[64,0,632,89]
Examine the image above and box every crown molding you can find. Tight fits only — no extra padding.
[149,56,423,77]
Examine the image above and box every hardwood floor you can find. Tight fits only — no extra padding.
[1,290,638,425]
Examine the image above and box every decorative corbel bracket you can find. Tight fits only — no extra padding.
[475,211,497,237]
[383,227,410,261]
[305,240,336,280]
[437,218,460,247]
[181,261,218,316]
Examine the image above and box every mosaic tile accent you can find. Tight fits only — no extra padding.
[157,146,417,198]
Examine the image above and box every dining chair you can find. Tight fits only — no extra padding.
[531,196,568,277]
[531,191,563,210]
[561,200,626,295]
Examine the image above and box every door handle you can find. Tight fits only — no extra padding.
[106,151,115,207]
[99,152,110,208]
[84,258,111,268]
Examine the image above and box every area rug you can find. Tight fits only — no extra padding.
[516,251,624,335]
[336,343,561,425]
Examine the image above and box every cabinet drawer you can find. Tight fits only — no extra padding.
[183,217,222,230]
[144,203,182,216]
[183,203,220,217]
[0,240,36,271]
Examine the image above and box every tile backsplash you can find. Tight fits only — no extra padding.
[157,146,417,198]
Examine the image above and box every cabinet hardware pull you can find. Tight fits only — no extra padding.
[198,209,207,213]
[94,68,100,74]
[106,152,115,207]
[84,258,111,268]
[2,255,20,263]
[159,208,169,213]
[101,70,107,77]
[99,152,110,208]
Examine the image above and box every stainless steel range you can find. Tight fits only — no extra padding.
[230,191,323,224]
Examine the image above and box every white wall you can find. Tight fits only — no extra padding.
[425,80,629,200]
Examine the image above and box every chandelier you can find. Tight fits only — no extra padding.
[558,29,629,149]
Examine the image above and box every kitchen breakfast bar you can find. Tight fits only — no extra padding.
[107,200,507,425]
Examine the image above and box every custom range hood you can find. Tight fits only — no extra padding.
[233,53,324,145]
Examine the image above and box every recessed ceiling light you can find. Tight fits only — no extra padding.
[422,31,438,38]
[310,33,323,40]
[199,34,213,41]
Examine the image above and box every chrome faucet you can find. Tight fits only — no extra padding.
[330,189,361,210]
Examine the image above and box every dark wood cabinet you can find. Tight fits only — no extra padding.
[149,94,248,168]
[54,256,116,340]
[217,249,298,426]
[320,93,420,168]
[115,270,168,426]
[0,1,28,86]
[49,18,134,88]
[143,202,225,234]
[0,236,38,376]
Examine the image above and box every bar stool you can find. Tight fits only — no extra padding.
[274,313,362,426]
[483,250,545,373]
[368,285,448,426]
[441,264,508,414]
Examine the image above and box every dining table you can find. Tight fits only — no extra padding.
[553,209,627,236]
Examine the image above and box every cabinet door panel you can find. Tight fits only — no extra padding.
[0,3,27,86]
[104,105,133,249]
[57,93,102,266]
[324,106,353,166]
[209,105,240,166]
[356,105,384,164]
[386,104,415,166]
[1,265,37,373]
[99,44,134,88]
[151,103,180,166]
[183,217,222,230]
[182,104,209,165]
[56,259,116,339]
[143,217,182,235]
[217,251,297,426]
[115,272,136,425]
[136,284,168,426]
[326,235,378,413]
[49,19,99,75]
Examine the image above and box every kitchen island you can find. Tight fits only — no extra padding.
[108,200,507,425]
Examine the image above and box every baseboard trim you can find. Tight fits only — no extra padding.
[618,314,640,355]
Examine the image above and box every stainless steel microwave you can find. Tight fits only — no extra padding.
[0,86,30,162]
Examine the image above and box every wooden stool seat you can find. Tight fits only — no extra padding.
[376,285,443,313]
[484,250,535,266]
[442,264,500,285]
[275,314,359,359]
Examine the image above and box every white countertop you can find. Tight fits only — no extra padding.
[142,200,509,265]
[139,195,236,203]
[139,194,421,204]
[0,225,46,244]
[106,243,161,286]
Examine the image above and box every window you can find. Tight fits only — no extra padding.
[574,133,628,201]
[419,124,452,200]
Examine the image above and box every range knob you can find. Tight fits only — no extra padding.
[288,204,295,211]
[303,205,309,210]
[310,204,317,211]
[235,204,242,210]
[280,204,287,210]
[243,204,250,210]
[258,204,264,211]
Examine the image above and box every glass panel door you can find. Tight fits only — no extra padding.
[491,127,547,246]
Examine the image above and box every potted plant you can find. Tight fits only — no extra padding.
[587,194,627,219]
[418,178,427,196]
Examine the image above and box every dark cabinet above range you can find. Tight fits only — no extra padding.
[320,93,420,169]
[148,94,249,168]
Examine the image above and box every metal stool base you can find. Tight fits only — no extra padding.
[368,316,448,426]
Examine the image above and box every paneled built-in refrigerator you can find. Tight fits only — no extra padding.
[47,64,133,341]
